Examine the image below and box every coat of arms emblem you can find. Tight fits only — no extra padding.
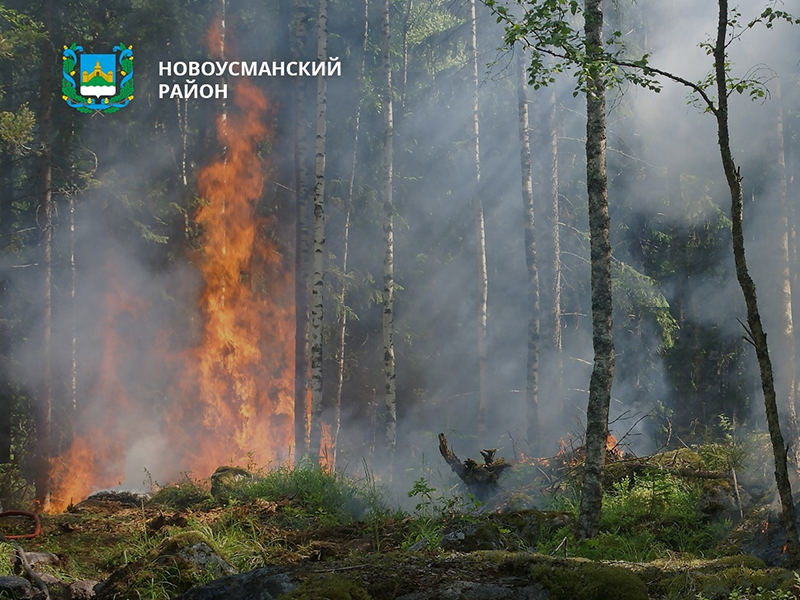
[62,43,134,113]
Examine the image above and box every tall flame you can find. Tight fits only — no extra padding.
[175,77,294,475]
[49,74,294,511]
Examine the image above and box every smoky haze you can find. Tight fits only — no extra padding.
[6,0,799,508]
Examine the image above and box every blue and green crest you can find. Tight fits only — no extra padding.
[62,43,134,113]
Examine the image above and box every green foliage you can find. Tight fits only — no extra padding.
[0,542,13,575]
[694,571,800,600]
[484,0,661,94]
[695,416,748,472]
[0,103,33,153]
[150,475,215,510]
[612,260,678,350]
[401,476,486,550]
[230,464,387,526]
[0,463,33,510]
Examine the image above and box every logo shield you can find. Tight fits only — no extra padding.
[63,44,134,113]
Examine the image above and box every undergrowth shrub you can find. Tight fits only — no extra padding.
[231,464,389,525]
[149,474,215,510]
[535,469,733,561]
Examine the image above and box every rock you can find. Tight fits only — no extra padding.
[178,541,237,578]
[0,575,36,599]
[86,489,151,506]
[698,480,738,517]
[37,572,61,586]
[95,532,237,599]
[210,466,254,500]
[14,551,60,573]
[178,567,296,600]
[68,580,100,599]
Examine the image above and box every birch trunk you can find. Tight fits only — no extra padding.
[332,0,369,471]
[766,79,799,464]
[293,0,312,462]
[536,89,563,433]
[713,0,799,566]
[516,54,540,454]
[468,0,489,441]
[577,0,614,540]
[547,92,563,416]
[382,0,397,468]
[308,0,328,464]
[401,0,412,108]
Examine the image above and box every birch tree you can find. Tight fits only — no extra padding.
[516,53,541,453]
[468,0,489,440]
[332,0,369,472]
[293,0,312,463]
[308,0,328,464]
[763,80,799,465]
[382,0,397,468]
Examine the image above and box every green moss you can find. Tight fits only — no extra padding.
[282,574,371,600]
[530,561,648,600]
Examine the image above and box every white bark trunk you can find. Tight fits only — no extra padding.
[382,0,397,468]
[309,0,328,464]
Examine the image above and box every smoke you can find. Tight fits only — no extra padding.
[5,0,799,510]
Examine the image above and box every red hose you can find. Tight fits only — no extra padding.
[0,510,41,539]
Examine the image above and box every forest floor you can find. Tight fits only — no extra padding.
[2,444,800,600]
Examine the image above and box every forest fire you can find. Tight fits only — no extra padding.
[48,43,293,511]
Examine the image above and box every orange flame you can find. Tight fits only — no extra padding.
[174,76,293,476]
[49,72,294,512]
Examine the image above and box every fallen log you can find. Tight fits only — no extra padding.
[438,433,511,499]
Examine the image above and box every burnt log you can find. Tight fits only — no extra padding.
[438,433,511,499]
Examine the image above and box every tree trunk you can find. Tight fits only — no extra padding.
[35,0,55,509]
[308,0,328,464]
[468,0,489,441]
[765,79,799,465]
[535,87,563,442]
[577,0,614,540]
[293,0,312,463]
[382,0,397,471]
[401,0,412,108]
[713,0,800,567]
[516,54,540,454]
[0,57,13,466]
[332,0,369,472]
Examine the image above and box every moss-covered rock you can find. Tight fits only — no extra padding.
[530,560,648,600]
[210,466,254,501]
[282,574,371,600]
[642,555,795,600]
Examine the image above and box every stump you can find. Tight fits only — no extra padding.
[438,433,511,500]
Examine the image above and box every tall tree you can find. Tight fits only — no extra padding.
[542,90,563,425]
[516,53,540,453]
[34,0,54,509]
[308,0,328,464]
[763,79,799,465]
[710,0,799,565]
[468,0,489,440]
[332,0,369,472]
[382,0,397,469]
[293,0,313,463]
[576,0,614,539]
